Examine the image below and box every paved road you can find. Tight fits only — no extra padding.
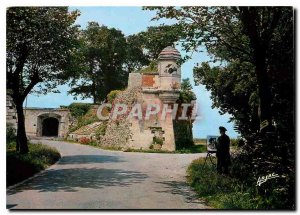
[7,139,209,209]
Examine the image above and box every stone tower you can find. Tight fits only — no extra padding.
[126,46,182,151]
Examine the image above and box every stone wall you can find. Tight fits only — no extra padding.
[6,94,17,130]
[128,73,142,89]
[24,108,71,138]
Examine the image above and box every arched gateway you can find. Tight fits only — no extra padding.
[23,108,70,138]
[38,113,61,137]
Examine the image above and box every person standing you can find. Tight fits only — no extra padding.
[216,126,231,174]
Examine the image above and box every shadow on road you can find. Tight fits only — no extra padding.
[155,180,206,205]
[8,168,148,195]
[6,204,18,209]
[58,155,125,165]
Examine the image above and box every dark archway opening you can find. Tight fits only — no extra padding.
[42,117,59,137]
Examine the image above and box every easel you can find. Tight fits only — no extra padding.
[203,150,217,168]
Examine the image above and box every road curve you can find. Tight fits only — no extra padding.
[7,139,210,209]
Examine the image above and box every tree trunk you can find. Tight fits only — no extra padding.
[92,81,96,104]
[15,100,28,154]
[253,44,273,133]
[240,7,274,133]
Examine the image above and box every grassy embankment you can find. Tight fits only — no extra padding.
[187,157,276,209]
[7,142,61,187]
[65,138,206,154]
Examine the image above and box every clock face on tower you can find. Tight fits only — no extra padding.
[163,63,178,75]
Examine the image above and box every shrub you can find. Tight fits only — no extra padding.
[69,107,100,132]
[230,133,295,209]
[188,155,295,209]
[107,90,122,103]
[68,103,92,118]
[139,60,158,73]
[6,125,16,144]
[78,137,91,145]
[95,123,107,140]
[152,136,164,145]
[173,120,194,150]
[7,143,61,186]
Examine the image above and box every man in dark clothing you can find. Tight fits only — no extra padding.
[216,126,231,174]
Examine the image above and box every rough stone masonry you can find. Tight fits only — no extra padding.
[6,46,195,151]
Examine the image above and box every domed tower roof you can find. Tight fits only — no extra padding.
[158,46,181,60]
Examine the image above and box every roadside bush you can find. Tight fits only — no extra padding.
[7,143,61,187]
[188,150,294,209]
[78,137,91,145]
[230,133,295,209]
[6,125,16,144]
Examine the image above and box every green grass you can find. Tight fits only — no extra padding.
[65,139,206,154]
[193,138,207,145]
[123,148,174,153]
[114,144,206,154]
[7,142,61,187]
[187,158,272,209]
[176,144,206,153]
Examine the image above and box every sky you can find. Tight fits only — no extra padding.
[26,7,239,138]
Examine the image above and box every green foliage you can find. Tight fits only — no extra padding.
[176,145,206,153]
[146,9,294,208]
[178,78,196,103]
[69,107,100,132]
[68,102,92,118]
[193,138,207,144]
[139,60,158,73]
[67,22,149,104]
[194,62,260,135]
[6,125,16,144]
[173,78,196,150]
[146,6,294,137]
[230,138,243,148]
[230,133,295,209]
[152,136,164,145]
[107,90,122,103]
[124,34,150,73]
[7,7,80,153]
[188,158,293,209]
[133,25,183,60]
[95,123,107,139]
[123,146,205,154]
[7,7,80,96]
[173,120,194,150]
[7,142,61,186]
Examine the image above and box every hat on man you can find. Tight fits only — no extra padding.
[219,126,227,132]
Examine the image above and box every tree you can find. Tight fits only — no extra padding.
[134,25,183,60]
[7,7,79,153]
[146,7,295,208]
[178,78,196,103]
[173,78,196,150]
[145,6,294,135]
[68,22,146,104]
[124,34,150,73]
[68,23,182,103]
[193,61,260,135]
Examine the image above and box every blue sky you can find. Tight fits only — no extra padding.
[26,7,239,138]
